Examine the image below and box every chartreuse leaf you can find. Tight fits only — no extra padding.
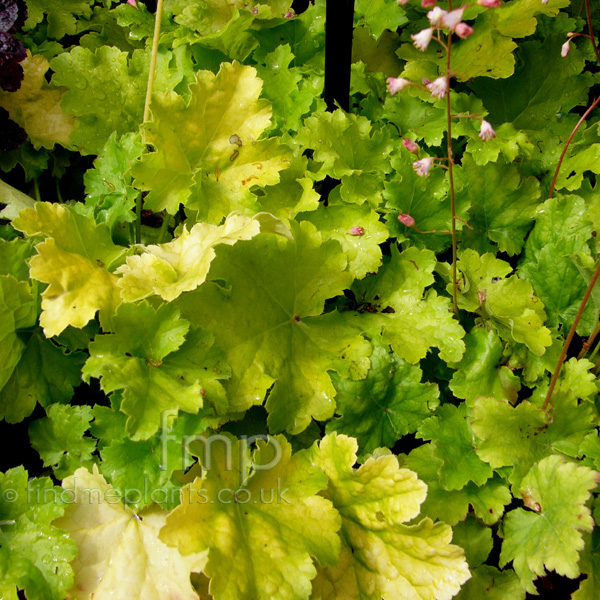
[13,202,125,337]
[449,326,520,405]
[161,434,340,600]
[499,455,597,593]
[353,0,407,40]
[50,45,187,154]
[55,466,205,600]
[0,237,35,280]
[327,341,439,459]
[418,403,493,491]
[255,44,323,135]
[457,155,541,256]
[405,444,511,527]
[519,195,596,334]
[353,245,465,363]
[450,0,570,81]
[23,0,94,38]
[299,200,388,279]
[83,301,229,440]
[29,403,95,479]
[176,221,371,434]
[0,275,37,400]
[0,53,75,150]
[451,516,493,569]
[471,392,597,489]
[455,566,525,600]
[0,467,77,600]
[465,123,533,167]
[310,433,470,600]
[574,530,600,600]
[296,110,394,206]
[132,61,292,221]
[116,212,265,302]
[448,249,552,355]
[83,132,145,231]
[0,177,35,221]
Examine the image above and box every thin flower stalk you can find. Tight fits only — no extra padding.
[578,320,600,360]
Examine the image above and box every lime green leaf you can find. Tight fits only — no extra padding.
[177,221,371,434]
[465,123,533,166]
[452,516,493,569]
[450,249,552,355]
[116,212,264,302]
[24,0,95,38]
[83,132,145,230]
[469,36,591,136]
[255,44,323,134]
[354,245,465,363]
[519,195,596,334]
[0,53,75,150]
[0,275,37,402]
[451,0,570,81]
[0,330,85,422]
[354,0,407,40]
[13,202,125,336]
[0,467,77,600]
[161,434,340,600]
[50,46,187,154]
[449,326,521,405]
[0,237,35,280]
[405,444,511,526]
[55,466,205,600]
[133,61,292,221]
[458,155,541,256]
[310,433,470,600]
[471,392,597,489]
[299,201,388,279]
[418,403,493,491]
[0,177,35,220]
[500,455,597,593]
[327,341,439,459]
[83,301,229,440]
[29,403,95,478]
[455,566,525,600]
[574,530,600,600]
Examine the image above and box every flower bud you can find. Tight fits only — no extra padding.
[441,6,466,31]
[411,27,434,51]
[455,22,474,39]
[398,0,410,4]
[402,138,419,154]
[478,0,502,6]
[426,76,448,99]
[561,40,571,57]
[348,226,365,236]
[398,213,416,227]
[412,157,435,177]
[421,0,436,6]
[386,77,412,94]
[479,120,496,141]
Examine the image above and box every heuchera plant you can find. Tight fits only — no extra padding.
[0,0,600,598]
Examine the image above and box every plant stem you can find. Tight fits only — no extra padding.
[143,0,164,124]
[578,320,600,359]
[157,211,170,243]
[544,258,600,411]
[32,178,40,202]
[445,32,459,317]
[585,0,600,66]
[548,95,600,199]
[137,0,164,244]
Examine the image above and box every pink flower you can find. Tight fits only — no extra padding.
[422,0,436,6]
[479,120,496,141]
[478,0,502,6]
[398,213,416,227]
[402,138,419,154]
[284,9,295,18]
[126,0,137,6]
[426,76,448,99]
[411,28,434,51]
[398,0,410,4]
[561,40,571,57]
[387,77,412,94]
[348,226,365,236]
[455,22,474,38]
[412,157,435,177]
[427,6,447,26]
[441,6,466,31]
